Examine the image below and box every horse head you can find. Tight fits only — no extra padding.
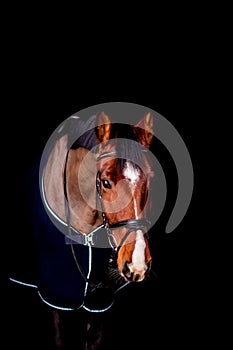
[95,112,155,282]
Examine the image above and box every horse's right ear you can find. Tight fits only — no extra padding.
[95,111,111,143]
[133,112,154,148]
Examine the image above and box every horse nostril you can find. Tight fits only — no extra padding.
[122,261,132,279]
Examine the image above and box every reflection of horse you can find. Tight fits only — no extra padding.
[11,111,155,349]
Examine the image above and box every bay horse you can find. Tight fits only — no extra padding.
[10,111,155,349]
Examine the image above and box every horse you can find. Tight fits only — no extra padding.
[9,110,156,349]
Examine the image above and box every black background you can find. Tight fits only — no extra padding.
[0,20,214,349]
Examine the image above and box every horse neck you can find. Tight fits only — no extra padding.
[66,147,102,233]
[44,138,101,234]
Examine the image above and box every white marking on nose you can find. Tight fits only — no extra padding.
[128,230,146,272]
[123,162,146,272]
[123,161,140,218]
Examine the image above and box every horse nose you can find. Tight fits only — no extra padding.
[122,261,147,282]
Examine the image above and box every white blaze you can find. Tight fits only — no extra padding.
[130,230,147,271]
[123,162,146,272]
[123,162,140,187]
[123,161,140,218]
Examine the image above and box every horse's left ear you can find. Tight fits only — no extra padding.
[95,111,112,143]
[133,112,154,148]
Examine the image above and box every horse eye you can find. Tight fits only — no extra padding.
[102,179,112,189]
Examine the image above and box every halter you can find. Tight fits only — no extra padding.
[63,149,150,288]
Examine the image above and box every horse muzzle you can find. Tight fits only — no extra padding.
[121,260,152,282]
